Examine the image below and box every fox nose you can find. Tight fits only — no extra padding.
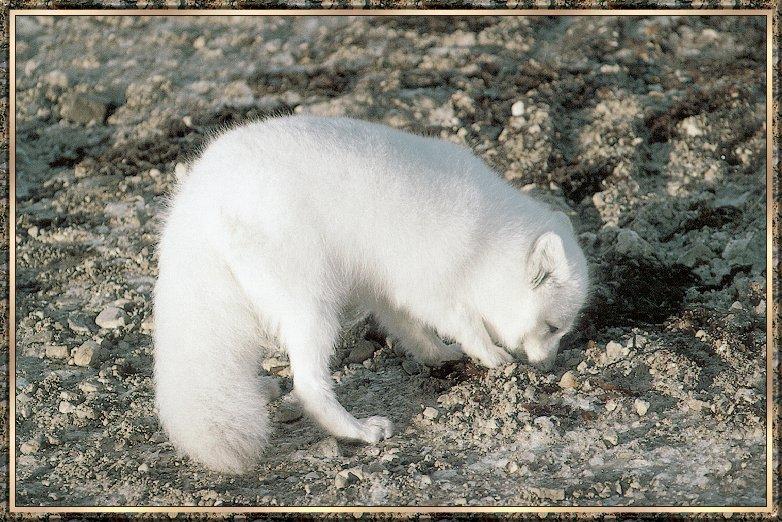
[530,355,555,372]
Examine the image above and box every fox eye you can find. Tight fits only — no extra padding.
[547,323,560,335]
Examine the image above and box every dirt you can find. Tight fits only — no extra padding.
[11,14,769,507]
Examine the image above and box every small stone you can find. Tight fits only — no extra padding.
[531,487,565,501]
[262,357,287,373]
[137,463,149,473]
[334,469,359,489]
[576,361,588,373]
[68,315,93,334]
[27,226,39,238]
[730,301,743,310]
[95,306,127,329]
[402,359,422,375]
[754,300,766,315]
[73,340,102,367]
[140,315,154,332]
[347,339,378,364]
[605,399,618,412]
[558,371,577,389]
[605,341,624,360]
[59,93,108,124]
[59,400,74,414]
[422,407,439,420]
[506,460,519,474]
[277,395,304,423]
[511,100,525,117]
[312,437,341,459]
[681,118,703,137]
[45,345,69,359]
[44,70,69,88]
[634,399,650,416]
[75,405,96,419]
[78,381,98,393]
[20,439,40,454]
[602,430,619,446]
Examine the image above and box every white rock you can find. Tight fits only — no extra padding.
[558,371,577,389]
[95,306,126,329]
[634,399,650,416]
[605,341,625,361]
[511,100,525,117]
[20,439,40,454]
[58,400,74,414]
[45,345,69,359]
[73,340,102,367]
[422,407,439,420]
[137,463,149,473]
[602,430,619,446]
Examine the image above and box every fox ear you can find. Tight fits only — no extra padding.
[528,231,568,287]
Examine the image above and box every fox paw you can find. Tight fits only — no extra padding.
[417,342,464,367]
[478,344,513,369]
[356,416,393,444]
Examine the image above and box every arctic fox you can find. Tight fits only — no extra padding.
[153,115,589,474]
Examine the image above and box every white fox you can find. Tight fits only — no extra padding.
[153,116,589,473]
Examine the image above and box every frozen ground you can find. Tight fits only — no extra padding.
[12,15,768,507]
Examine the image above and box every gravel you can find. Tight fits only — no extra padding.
[12,15,768,507]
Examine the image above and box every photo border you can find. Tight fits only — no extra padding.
[5,7,777,515]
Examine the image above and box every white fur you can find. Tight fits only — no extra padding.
[153,116,589,473]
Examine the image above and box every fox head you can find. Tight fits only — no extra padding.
[474,211,589,371]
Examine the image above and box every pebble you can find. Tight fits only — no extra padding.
[78,381,98,393]
[43,69,69,88]
[634,399,650,416]
[605,341,625,360]
[422,407,439,420]
[346,339,378,364]
[59,93,108,124]
[511,100,525,117]
[27,226,39,238]
[334,469,360,489]
[58,400,74,414]
[20,439,40,454]
[602,430,619,446]
[730,301,743,310]
[137,463,149,473]
[68,315,93,334]
[531,487,565,501]
[754,300,766,315]
[277,395,304,423]
[558,371,577,389]
[506,460,519,474]
[45,345,69,359]
[312,437,341,459]
[73,340,102,367]
[95,306,127,329]
[402,359,422,375]
[605,399,618,412]
[262,357,289,375]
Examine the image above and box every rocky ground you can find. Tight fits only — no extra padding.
[12,15,769,507]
